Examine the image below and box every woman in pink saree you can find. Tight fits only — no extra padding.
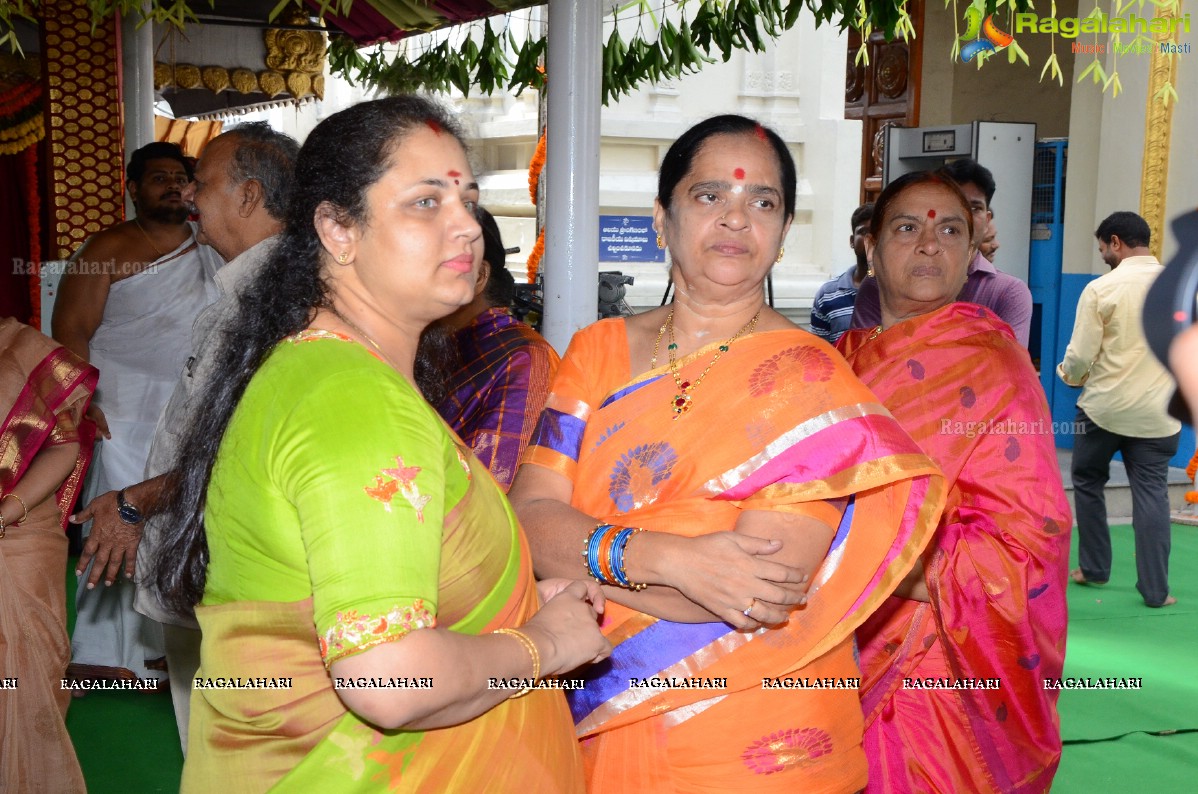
[0,317,97,792]
[838,171,1071,793]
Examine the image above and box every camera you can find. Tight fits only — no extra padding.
[511,271,636,329]
[1144,210,1198,420]
[598,271,635,318]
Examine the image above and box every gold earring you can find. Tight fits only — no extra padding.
[656,232,664,250]
[775,247,785,263]
[338,251,349,264]
[867,267,874,278]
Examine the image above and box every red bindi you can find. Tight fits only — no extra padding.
[733,168,745,180]
[425,119,442,135]
[448,169,461,185]
[753,124,767,141]
[927,209,936,219]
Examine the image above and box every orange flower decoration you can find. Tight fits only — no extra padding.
[527,228,545,285]
[528,131,546,205]
[526,131,547,284]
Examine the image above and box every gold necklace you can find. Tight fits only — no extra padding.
[327,306,401,371]
[652,307,761,419]
[133,217,166,257]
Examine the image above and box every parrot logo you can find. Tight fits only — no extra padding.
[960,7,1015,62]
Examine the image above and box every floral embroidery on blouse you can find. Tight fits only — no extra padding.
[287,329,354,345]
[319,599,436,667]
[364,455,431,521]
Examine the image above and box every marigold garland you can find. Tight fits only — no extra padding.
[0,79,41,115]
[1185,449,1198,504]
[527,228,545,285]
[0,114,43,154]
[526,131,546,283]
[0,77,43,156]
[528,132,545,205]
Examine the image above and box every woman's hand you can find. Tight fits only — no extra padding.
[522,580,611,677]
[639,531,811,630]
[85,403,110,440]
[892,556,930,602]
[536,577,605,612]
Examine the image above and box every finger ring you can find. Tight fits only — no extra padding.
[743,598,756,617]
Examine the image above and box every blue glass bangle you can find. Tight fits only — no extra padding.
[585,523,616,584]
[624,528,649,591]
[610,527,635,587]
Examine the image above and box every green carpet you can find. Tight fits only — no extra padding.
[1053,731,1198,792]
[59,526,1197,792]
[1050,523,1198,792]
[1058,524,1198,742]
[64,558,183,792]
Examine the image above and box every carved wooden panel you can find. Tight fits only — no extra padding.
[844,1,923,205]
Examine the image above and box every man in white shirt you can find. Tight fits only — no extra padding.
[1058,211,1181,607]
[70,123,299,747]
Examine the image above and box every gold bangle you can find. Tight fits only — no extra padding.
[2,493,29,525]
[493,628,540,698]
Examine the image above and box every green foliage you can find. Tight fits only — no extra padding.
[0,0,212,51]
[330,0,1033,105]
[0,0,1039,105]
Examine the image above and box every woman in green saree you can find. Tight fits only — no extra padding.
[151,96,609,793]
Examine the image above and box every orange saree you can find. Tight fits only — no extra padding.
[0,317,97,794]
[839,303,1071,794]
[524,319,945,792]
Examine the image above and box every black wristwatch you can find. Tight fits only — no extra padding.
[116,489,144,525]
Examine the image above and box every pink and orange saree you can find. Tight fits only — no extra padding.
[0,317,97,793]
[839,303,1071,794]
[524,319,946,792]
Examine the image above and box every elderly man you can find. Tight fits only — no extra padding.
[435,207,559,490]
[54,142,221,686]
[69,123,299,747]
[852,159,1033,346]
[1059,211,1181,608]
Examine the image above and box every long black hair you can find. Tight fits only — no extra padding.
[152,96,469,614]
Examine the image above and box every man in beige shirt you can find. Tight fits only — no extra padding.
[1058,211,1181,607]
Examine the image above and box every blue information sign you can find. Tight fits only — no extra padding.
[599,215,665,263]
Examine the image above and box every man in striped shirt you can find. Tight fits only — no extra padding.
[810,202,873,345]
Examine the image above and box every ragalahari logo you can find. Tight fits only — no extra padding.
[960,7,1015,62]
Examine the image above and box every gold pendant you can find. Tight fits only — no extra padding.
[672,391,692,418]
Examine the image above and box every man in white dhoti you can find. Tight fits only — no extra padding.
[68,124,297,747]
[52,142,222,684]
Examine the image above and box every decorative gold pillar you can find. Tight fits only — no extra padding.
[40,0,124,260]
[1139,2,1182,261]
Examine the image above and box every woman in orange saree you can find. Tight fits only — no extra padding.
[0,317,97,793]
[511,116,945,793]
[838,171,1071,793]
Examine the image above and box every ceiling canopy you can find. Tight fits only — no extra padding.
[302,0,544,46]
